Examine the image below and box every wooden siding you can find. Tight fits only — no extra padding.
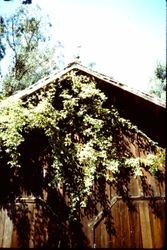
[0,64,165,248]
[94,75,166,148]
[0,174,165,248]
[91,199,165,248]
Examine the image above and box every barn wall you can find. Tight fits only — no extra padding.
[92,199,165,248]
[94,78,166,148]
[0,172,165,248]
[0,130,165,248]
[83,174,165,248]
[0,81,165,248]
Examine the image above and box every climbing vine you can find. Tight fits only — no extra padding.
[0,72,165,226]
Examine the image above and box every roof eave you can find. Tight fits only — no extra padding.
[11,62,165,109]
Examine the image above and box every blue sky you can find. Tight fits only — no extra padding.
[0,0,166,92]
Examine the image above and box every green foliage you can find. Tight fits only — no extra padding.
[149,62,166,101]
[155,63,166,83]
[1,5,64,96]
[0,16,6,61]
[124,148,165,176]
[0,73,164,223]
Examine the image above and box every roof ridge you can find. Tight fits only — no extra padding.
[9,61,166,108]
[67,62,166,108]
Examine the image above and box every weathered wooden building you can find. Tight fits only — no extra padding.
[0,62,165,248]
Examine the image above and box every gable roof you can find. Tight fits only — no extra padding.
[13,61,165,108]
[5,61,167,147]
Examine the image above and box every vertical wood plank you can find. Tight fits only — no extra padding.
[149,200,165,248]
[129,201,142,248]
[29,202,35,248]
[101,219,110,248]
[145,171,160,197]
[81,214,93,248]
[149,203,159,248]
[112,200,124,248]
[153,178,161,197]
[129,176,140,196]
[110,200,121,248]
[119,200,126,248]
[0,209,5,247]
[134,202,143,248]
[124,202,131,248]
[159,201,165,248]
[118,200,132,248]
[159,180,165,197]
[139,200,153,248]
[11,224,19,248]
[94,221,101,248]
[2,209,13,248]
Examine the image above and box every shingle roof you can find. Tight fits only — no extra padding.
[12,61,165,108]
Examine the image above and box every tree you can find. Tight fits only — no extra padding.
[0,17,6,61]
[3,0,32,4]
[22,0,32,4]
[1,5,64,96]
[149,62,166,101]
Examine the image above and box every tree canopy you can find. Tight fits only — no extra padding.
[0,5,64,96]
[3,0,32,4]
[149,62,166,101]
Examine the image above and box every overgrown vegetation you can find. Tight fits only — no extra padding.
[0,72,165,230]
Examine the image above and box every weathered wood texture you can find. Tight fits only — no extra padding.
[91,199,165,248]
[0,175,165,248]
[0,131,165,248]
[85,171,165,248]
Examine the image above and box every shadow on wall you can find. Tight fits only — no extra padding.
[0,129,89,248]
[0,129,165,248]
